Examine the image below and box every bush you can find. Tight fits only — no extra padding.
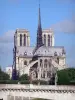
[20,80,30,84]
[0,80,18,84]
[6,80,18,84]
[57,68,75,85]
[19,74,29,81]
[0,80,7,84]
[0,68,10,80]
[32,80,38,85]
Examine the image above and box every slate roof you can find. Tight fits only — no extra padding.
[16,46,64,57]
[16,46,34,57]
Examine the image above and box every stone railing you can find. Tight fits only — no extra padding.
[0,84,75,91]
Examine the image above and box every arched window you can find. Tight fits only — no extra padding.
[24,34,26,46]
[20,34,22,46]
[48,35,50,46]
[40,59,42,66]
[44,59,47,68]
[44,34,46,46]
[24,61,27,65]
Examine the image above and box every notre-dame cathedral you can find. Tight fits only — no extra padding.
[12,5,66,84]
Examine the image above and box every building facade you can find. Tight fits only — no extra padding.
[12,6,66,83]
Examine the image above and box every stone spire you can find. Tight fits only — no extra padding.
[36,3,43,48]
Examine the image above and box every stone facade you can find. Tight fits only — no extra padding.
[6,67,12,79]
[6,6,66,83]
[12,27,66,83]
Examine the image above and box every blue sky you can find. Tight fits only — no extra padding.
[0,0,75,70]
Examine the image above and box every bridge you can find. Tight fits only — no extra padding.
[0,84,75,100]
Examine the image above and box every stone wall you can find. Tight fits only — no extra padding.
[0,84,75,100]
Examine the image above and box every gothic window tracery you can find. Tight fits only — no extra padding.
[48,35,50,46]
[20,34,22,46]
[24,34,26,46]
[44,34,46,46]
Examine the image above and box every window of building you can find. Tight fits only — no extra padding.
[44,59,47,68]
[24,61,27,65]
[49,62,51,68]
[47,71,51,78]
[24,51,27,56]
[57,57,59,64]
[40,59,42,66]
[48,35,50,46]
[24,34,26,46]
[44,34,46,46]
[20,34,22,46]
[43,71,45,78]
[54,52,57,56]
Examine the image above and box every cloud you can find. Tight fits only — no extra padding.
[51,17,75,33]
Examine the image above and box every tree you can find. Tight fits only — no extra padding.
[18,74,30,84]
[0,67,10,80]
[19,74,29,81]
[57,68,75,85]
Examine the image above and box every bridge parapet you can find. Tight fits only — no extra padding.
[0,84,75,91]
[0,84,75,100]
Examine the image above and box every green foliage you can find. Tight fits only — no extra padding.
[19,74,29,81]
[57,68,75,85]
[20,80,30,84]
[19,74,30,84]
[0,68,10,80]
[6,80,18,84]
[0,80,18,84]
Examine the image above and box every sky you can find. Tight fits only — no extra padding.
[0,0,75,70]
